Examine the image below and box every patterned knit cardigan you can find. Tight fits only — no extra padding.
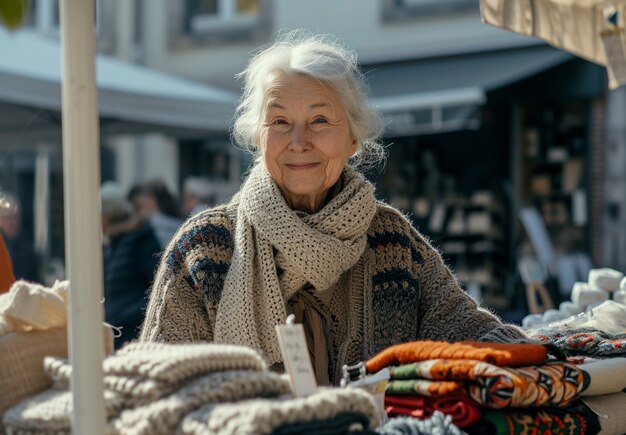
[140,199,527,364]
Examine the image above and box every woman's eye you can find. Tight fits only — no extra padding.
[272,119,288,125]
[313,117,328,124]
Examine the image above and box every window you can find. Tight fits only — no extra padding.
[382,0,476,21]
[183,0,259,34]
[24,0,114,52]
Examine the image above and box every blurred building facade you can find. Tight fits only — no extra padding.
[3,0,626,316]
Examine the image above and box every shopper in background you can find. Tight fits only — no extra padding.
[181,176,215,217]
[0,233,15,293]
[0,193,40,283]
[128,179,183,250]
[101,182,161,348]
[141,31,529,385]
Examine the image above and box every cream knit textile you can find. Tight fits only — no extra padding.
[3,342,284,435]
[214,164,376,364]
[2,372,289,435]
[178,387,380,435]
[44,342,267,402]
[0,280,68,335]
[113,370,289,435]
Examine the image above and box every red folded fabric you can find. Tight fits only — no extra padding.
[366,340,548,373]
[385,393,482,428]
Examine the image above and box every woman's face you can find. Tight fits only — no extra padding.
[259,72,356,213]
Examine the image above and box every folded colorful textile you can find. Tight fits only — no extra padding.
[385,359,588,409]
[365,340,549,374]
[178,388,380,435]
[479,401,600,435]
[376,412,464,435]
[385,394,482,428]
[529,327,626,358]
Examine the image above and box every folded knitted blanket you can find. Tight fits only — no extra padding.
[46,341,267,404]
[2,389,120,435]
[385,359,588,409]
[3,342,278,434]
[178,388,380,435]
[385,394,482,428]
[113,370,290,435]
[365,340,549,373]
[3,371,290,435]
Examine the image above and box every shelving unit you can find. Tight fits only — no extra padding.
[376,132,512,310]
[518,102,589,255]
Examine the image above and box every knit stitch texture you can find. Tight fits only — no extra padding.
[178,387,380,435]
[3,342,287,435]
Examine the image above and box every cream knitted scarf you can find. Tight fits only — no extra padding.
[214,164,376,364]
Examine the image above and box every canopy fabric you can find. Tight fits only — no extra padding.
[480,0,626,88]
[365,44,572,135]
[0,28,238,136]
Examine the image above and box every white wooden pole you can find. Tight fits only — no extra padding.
[59,0,106,434]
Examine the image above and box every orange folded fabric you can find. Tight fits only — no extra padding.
[366,340,548,373]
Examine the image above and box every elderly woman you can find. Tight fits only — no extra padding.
[140,33,527,385]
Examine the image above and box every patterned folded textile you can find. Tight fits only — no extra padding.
[272,412,370,435]
[478,401,601,435]
[375,412,465,435]
[365,340,549,373]
[529,327,626,358]
[385,359,588,408]
[385,394,482,428]
[178,388,380,435]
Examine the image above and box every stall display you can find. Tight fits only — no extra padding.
[378,138,512,310]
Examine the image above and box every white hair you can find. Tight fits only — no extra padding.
[232,30,386,170]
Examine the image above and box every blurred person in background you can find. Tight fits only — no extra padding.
[0,192,40,283]
[128,179,183,250]
[101,181,161,348]
[0,233,15,293]
[182,176,216,217]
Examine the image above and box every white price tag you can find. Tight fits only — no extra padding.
[275,315,318,397]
